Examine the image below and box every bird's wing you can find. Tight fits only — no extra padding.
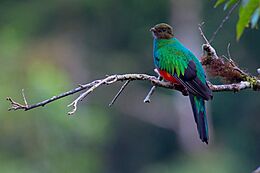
[156,46,212,100]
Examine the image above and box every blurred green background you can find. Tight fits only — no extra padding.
[0,0,259,173]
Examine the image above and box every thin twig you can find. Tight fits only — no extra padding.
[144,69,165,103]
[7,89,29,111]
[226,43,238,69]
[144,75,162,103]
[7,97,28,111]
[143,86,157,103]
[198,25,210,44]
[22,89,28,107]
[209,0,240,43]
[109,80,130,107]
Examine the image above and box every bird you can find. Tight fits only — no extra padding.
[150,23,213,144]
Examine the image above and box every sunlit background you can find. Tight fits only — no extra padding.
[1,0,259,172]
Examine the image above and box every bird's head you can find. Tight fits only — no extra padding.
[150,23,174,39]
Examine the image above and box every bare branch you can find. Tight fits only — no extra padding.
[7,74,176,113]
[207,81,251,92]
[7,73,260,114]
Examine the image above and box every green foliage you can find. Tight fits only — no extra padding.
[237,0,260,39]
[214,0,260,40]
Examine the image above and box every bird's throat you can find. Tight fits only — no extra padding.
[153,38,176,50]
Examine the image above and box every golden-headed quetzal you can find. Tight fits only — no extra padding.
[150,23,213,144]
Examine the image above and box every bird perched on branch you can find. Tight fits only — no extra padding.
[150,23,213,144]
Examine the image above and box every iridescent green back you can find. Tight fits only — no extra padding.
[153,38,206,84]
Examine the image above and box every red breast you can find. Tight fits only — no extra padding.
[158,69,180,84]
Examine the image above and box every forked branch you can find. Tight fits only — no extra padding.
[7,71,259,115]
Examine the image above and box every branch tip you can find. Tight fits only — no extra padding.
[67,100,78,115]
[7,97,28,111]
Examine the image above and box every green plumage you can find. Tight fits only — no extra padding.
[154,38,206,83]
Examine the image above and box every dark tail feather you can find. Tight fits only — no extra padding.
[189,93,209,144]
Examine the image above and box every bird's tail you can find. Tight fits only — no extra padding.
[189,93,209,144]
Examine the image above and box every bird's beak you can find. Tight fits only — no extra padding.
[150,27,156,32]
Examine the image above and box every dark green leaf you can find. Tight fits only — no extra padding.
[236,0,259,40]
